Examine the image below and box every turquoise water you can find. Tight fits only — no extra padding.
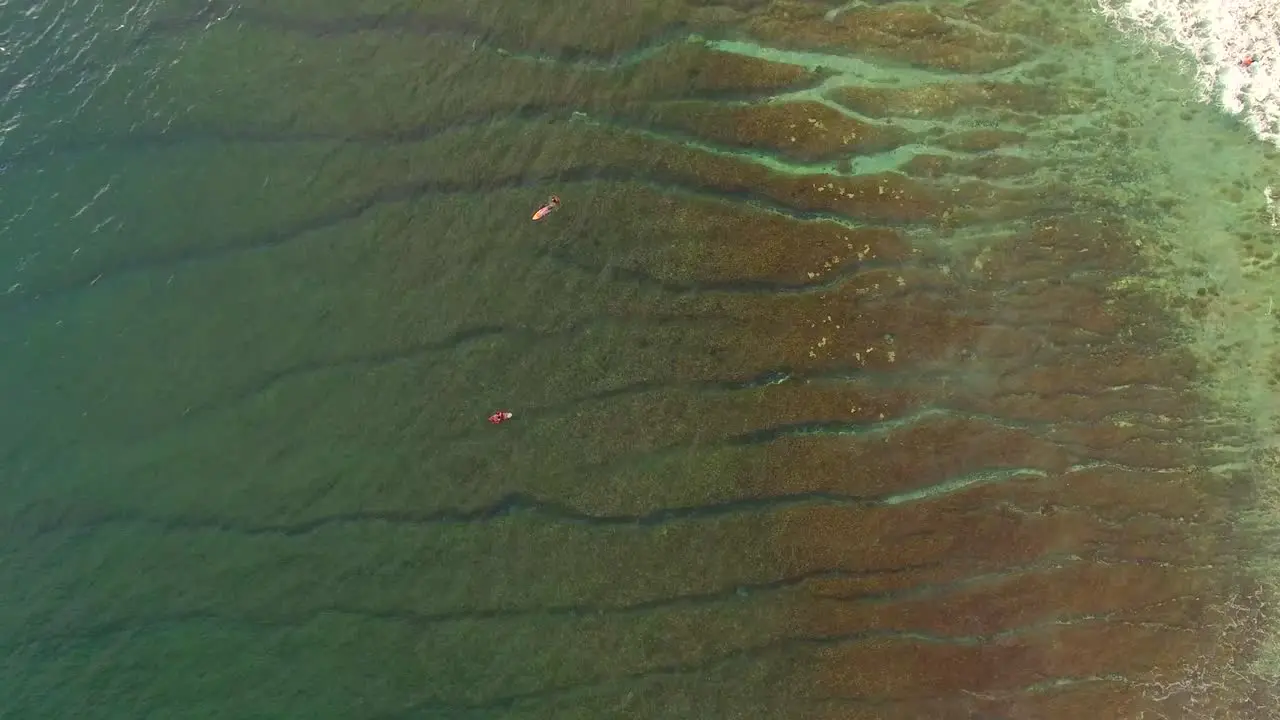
[3,0,1279,718]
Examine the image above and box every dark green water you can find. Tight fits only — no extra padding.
[3,0,1279,718]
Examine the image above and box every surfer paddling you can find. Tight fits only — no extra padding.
[531,195,560,221]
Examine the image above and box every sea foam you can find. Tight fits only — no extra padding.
[1097,0,1280,146]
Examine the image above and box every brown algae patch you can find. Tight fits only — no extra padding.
[643,99,911,161]
[829,82,1069,120]
[549,182,912,286]
[744,1,1029,73]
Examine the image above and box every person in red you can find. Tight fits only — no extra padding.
[488,410,513,425]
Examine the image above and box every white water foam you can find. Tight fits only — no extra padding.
[1096,0,1280,145]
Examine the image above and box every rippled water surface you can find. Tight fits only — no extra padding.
[3,0,1280,717]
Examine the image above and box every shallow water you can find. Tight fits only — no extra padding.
[2,0,1279,717]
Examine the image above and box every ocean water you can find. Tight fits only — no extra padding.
[2,0,1280,718]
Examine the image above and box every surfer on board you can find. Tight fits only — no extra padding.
[532,195,560,221]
